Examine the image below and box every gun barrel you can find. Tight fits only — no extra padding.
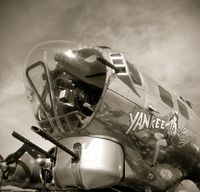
[12,131,51,158]
[31,126,79,160]
[96,56,120,73]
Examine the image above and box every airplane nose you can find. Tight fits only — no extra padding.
[24,41,107,137]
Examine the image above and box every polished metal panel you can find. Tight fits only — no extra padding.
[53,136,124,189]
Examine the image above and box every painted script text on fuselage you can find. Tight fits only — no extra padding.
[126,111,166,134]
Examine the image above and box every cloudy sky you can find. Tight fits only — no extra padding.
[0,0,200,157]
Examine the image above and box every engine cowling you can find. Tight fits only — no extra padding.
[53,136,124,189]
[4,152,41,188]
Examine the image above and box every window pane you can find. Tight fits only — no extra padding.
[177,100,189,119]
[112,59,123,65]
[158,86,174,108]
[127,61,142,86]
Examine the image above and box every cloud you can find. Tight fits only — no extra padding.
[0,93,53,157]
[72,0,200,115]
[0,0,200,156]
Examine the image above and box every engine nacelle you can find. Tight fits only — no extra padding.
[53,136,124,189]
[4,152,41,187]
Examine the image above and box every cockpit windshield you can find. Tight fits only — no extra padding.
[25,41,107,137]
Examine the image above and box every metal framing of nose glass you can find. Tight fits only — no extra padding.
[26,61,64,134]
[26,61,87,135]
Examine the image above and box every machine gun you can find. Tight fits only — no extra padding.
[12,131,53,160]
[31,126,80,161]
[1,127,81,191]
[0,131,56,190]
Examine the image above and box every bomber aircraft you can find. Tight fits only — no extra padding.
[0,41,200,192]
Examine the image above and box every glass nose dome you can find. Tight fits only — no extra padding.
[24,41,107,137]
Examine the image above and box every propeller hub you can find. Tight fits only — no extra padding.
[36,158,52,170]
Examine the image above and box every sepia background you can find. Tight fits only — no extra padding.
[0,0,200,157]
